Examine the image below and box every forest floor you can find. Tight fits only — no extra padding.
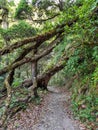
[7,86,87,130]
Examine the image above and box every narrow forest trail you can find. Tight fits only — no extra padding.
[8,86,86,130]
[32,86,80,130]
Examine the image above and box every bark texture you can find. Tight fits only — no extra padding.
[18,57,68,90]
[0,36,63,75]
[1,70,14,129]
[31,48,38,97]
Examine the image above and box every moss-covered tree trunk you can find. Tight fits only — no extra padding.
[31,48,38,97]
[1,70,14,129]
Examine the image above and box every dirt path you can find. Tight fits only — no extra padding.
[32,86,80,130]
[8,86,83,130]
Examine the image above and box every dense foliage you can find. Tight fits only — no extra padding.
[0,21,36,40]
[0,0,98,129]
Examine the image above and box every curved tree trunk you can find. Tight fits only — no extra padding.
[1,70,14,129]
[18,59,67,91]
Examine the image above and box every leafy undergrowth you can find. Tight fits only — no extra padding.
[71,78,98,130]
[7,93,47,130]
[0,86,48,128]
